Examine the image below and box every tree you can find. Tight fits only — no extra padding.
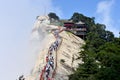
[70,12,80,22]
[69,57,98,80]
[69,12,120,80]
[96,42,120,80]
[48,12,59,20]
[18,75,25,80]
[105,31,114,42]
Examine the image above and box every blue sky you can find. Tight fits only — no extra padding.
[53,0,100,18]
[0,0,119,80]
[53,0,120,37]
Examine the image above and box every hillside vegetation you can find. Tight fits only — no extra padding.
[48,12,120,80]
[68,12,120,80]
[22,13,120,80]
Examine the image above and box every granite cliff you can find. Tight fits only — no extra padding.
[25,16,85,80]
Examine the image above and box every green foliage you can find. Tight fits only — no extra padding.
[113,38,120,45]
[48,12,59,20]
[95,42,120,80]
[60,59,65,63]
[18,75,25,80]
[69,12,120,80]
[70,12,94,24]
[69,57,98,80]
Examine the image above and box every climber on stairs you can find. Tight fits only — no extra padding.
[46,56,49,62]
[49,60,54,69]
[45,64,50,79]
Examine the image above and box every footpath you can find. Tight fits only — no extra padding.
[39,27,64,80]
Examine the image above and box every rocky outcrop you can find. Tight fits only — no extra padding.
[25,16,85,80]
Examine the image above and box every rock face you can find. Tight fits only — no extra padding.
[25,16,85,80]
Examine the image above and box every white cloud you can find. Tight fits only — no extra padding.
[96,0,119,37]
[0,0,63,80]
[30,0,63,18]
[96,0,114,26]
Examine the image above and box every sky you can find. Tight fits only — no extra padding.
[0,0,120,80]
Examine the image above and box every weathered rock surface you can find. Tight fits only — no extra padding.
[25,16,85,80]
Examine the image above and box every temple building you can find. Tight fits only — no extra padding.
[64,21,87,39]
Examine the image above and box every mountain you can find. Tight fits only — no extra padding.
[25,16,85,80]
